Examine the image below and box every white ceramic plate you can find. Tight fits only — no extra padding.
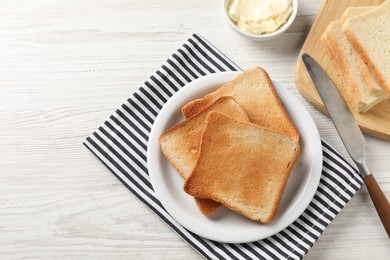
[147,71,322,243]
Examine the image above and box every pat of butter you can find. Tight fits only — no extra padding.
[228,0,293,35]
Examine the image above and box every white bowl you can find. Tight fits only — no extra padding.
[222,0,298,41]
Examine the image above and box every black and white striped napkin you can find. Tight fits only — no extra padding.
[84,33,363,260]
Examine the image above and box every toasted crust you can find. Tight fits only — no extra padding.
[181,67,299,142]
[181,99,210,120]
[159,96,250,215]
[184,112,300,223]
[194,198,222,216]
[342,1,390,93]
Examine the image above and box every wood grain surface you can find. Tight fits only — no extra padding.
[364,174,390,238]
[295,0,390,140]
[0,0,389,259]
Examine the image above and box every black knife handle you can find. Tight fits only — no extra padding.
[364,174,390,239]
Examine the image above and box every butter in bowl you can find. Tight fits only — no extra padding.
[222,0,298,41]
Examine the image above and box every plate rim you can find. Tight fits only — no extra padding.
[147,71,323,243]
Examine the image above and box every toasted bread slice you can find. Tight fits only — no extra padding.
[321,18,388,112]
[159,96,249,215]
[342,1,390,93]
[181,67,299,142]
[184,112,300,223]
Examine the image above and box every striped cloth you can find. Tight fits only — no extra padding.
[84,33,363,260]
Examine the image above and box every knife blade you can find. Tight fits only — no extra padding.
[302,53,390,238]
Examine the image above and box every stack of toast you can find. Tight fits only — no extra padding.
[321,1,390,113]
[159,67,300,223]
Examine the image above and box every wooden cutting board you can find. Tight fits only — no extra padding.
[295,0,390,140]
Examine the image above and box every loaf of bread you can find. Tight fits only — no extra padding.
[321,6,388,112]
[183,112,300,223]
[181,67,299,142]
[342,1,390,94]
[159,96,249,215]
[339,6,388,102]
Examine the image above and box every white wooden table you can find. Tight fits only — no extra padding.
[1,1,389,259]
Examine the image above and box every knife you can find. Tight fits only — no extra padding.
[302,53,390,238]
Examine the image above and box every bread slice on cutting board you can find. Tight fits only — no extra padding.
[340,6,374,21]
[342,1,390,94]
[321,6,388,113]
[159,96,249,215]
[183,112,300,223]
[181,67,299,142]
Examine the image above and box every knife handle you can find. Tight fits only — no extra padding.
[363,174,390,239]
